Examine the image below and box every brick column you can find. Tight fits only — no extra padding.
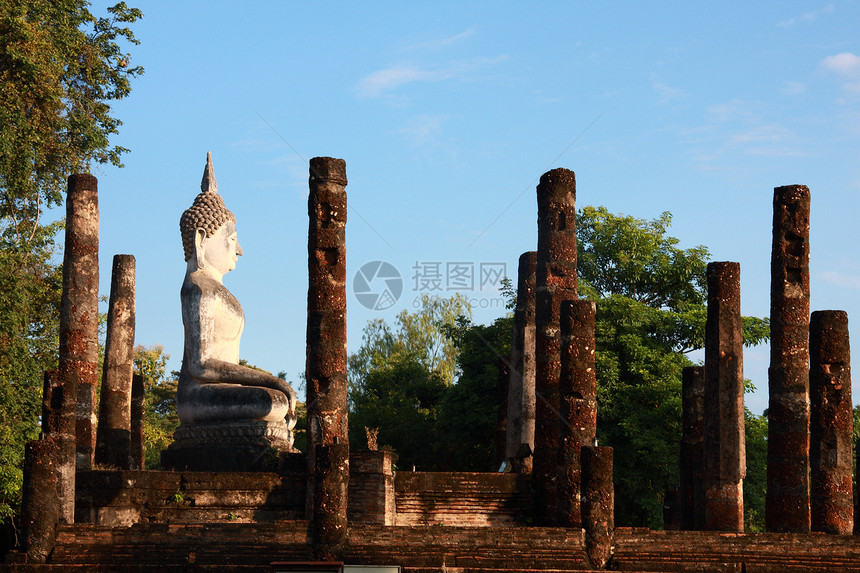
[95,255,136,469]
[810,310,853,534]
[21,438,59,563]
[582,445,613,569]
[534,168,577,524]
[59,174,99,501]
[704,261,745,532]
[558,299,596,527]
[306,157,349,559]
[506,251,537,468]
[130,373,145,470]
[680,366,706,530]
[766,184,811,533]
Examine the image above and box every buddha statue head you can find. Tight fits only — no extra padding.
[180,152,243,278]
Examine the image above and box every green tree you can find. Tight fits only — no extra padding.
[0,222,62,522]
[744,408,767,532]
[578,206,769,528]
[0,0,142,522]
[0,0,143,237]
[133,345,178,469]
[437,314,513,471]
[348,293,471,391]
[348,294,471,468]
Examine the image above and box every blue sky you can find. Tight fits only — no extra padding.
[83,1,860,413]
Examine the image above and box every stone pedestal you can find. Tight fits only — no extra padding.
[161,421,293,471]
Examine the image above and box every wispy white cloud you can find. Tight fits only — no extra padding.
[652,78,685,104]
[730,125,790,144]
[408,28,476,52]
[821,52,860,100]
[822,52,860,76]
[355,56,508,98]
[781,81,807,96]
[706,99,758,123]
[690,99,805,161]
[777,3,834,28]
[820,270,860,289]
[397,114,451,146]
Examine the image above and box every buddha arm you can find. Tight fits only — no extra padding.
[193,358,297,409]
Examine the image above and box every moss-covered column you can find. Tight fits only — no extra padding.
[582,445,613,569]
[810,310,853,534]
[21,438,59,563]
[58,173,99,520]
[306,157,349,559]
[534,168,577,525]
[704,262,745,532]
[506,251,537,470]
[558,299,596,527]
[95,254,136,469]
[766,184,811,533]
[130,373,145,470]
[680,366,706,530]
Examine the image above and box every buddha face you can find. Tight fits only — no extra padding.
[200,220,243,275]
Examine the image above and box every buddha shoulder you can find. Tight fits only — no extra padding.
[182,272,243,315]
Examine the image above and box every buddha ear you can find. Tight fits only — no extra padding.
[194,228,207,270]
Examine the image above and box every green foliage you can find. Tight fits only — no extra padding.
[0,221,62,523]
[348,294,472,469]
[436,314,513,471]
[0,0,143,242]
[578,206,769,528]
[744,408,767,532]
[348,293,471,392]
[349,355,447,470]
[0,1,142,524]
[133,345,178,469]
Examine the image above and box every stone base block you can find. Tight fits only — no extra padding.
[161,420,296,471]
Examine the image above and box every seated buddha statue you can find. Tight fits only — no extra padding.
[166,153,297,465]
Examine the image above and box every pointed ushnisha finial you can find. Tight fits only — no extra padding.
[201,151,218,193]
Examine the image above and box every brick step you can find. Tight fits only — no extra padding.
[139,506,302,523]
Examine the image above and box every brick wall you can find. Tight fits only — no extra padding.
[394,472,532,526]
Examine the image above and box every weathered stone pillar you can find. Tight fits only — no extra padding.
[130,373,145,470]
[495,356,510,467]
[766,184,811,533]
[810,310,853,534]
[680,366,706,530]
[60,173,99,471]
[704,261,745,532]
[557,299,597,527]
[534,168,577,525]
[506,251,537,466]
[306,157,349,559]
[582,445,613,569]
[39,368,76,523]
[21,438,59,563]
[95,255,136,469]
